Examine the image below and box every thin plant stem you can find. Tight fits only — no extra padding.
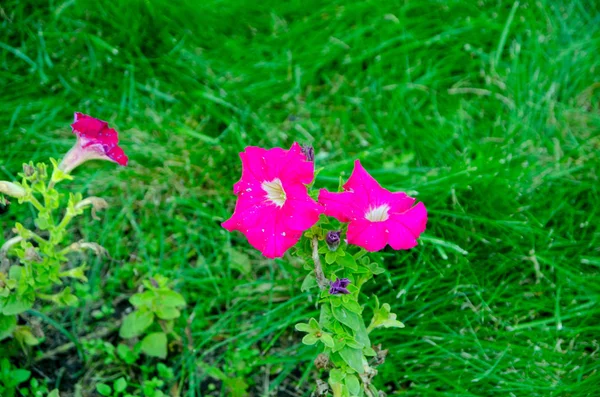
[311,236,328,290]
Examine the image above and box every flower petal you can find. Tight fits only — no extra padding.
[387,202,428,249]
[347,219,389,252]
[318,189,356,222]
[280,142,315,185]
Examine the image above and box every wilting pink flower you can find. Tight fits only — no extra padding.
[318,160,427,252]
[222,143,322,259]
[58,113,128,174]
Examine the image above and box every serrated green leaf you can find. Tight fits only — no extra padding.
[339,346,364,374]
[140,332,168,359]
[119,310,154,339]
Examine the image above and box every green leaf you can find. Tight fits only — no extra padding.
[342,299,362,314]
[119,310,154,339]
[329,368,346,383]
[117,344,139,365]
[368,262,386,275]
[339,346,364,374]
[309,317,321,330]
[140,332,168,359]
[302,334,318,345]
[15,327,39,346]
[0,314,16,340]
[96,383,112,396]
[320,333,335,348]
[353,319,371,347]
[363,346,377,357]
[332,336,346,353]
[13,369,31,384]
[345,374,360,395]
[331,304,361,331]
[47,390,60,397]
[337,254,358,271]
[114,377,128,393]
[301,273,317,292]
[294,322,312,333]
[158,290,186,307]
[325,251,337,265]
[129,291,154,308]
[1,294,34,315]
[155,305,180,320]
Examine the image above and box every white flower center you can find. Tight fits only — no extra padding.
[262,178,286,207]
[365,204,390,222]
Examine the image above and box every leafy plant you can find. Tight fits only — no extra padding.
[221,144,425,395]
[119,275,186,359]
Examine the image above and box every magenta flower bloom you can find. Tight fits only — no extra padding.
[58,113,128,174]
[222,143,323,259]
[318,160,427,252]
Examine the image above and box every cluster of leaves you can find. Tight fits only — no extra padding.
[119,275,187,359]
[0,162,106,345]
[95,363,174,397]
[0,358,59,397]
[296,224,404,397]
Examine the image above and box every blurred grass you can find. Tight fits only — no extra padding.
[1,0,599,395]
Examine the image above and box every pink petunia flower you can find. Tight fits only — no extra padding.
[318,160,427,252]
[222,143,322,259]
[58,113,128,174]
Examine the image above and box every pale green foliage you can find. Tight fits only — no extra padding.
[0,161,109,344]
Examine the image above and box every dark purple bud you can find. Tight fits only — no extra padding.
[329,278,350,295]
[301,144,315,162]
[326,230,341,251]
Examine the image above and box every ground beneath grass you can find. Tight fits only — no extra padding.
[1,0,599,395]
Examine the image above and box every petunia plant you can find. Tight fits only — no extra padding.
[222,143,427,396]
[0,113,128,346]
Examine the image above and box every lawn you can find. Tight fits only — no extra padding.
[1,0,599,395]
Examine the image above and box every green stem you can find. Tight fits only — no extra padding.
[27,195,45,212]
[312,236,328,290]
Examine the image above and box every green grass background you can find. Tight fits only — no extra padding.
[1,0,599,395]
